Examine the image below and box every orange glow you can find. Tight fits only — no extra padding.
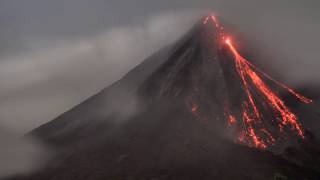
[203,15,220,28]
[243,110,267,149]
[225,37,306,147]
[228,115,237,125]
[203,16,209,25]
[261,129,276,144]
[246,61,312,104]
[210,15,219,28]
[191,14,312,149]
[191,103,198,114]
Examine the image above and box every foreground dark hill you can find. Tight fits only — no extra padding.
[11,16,320,180]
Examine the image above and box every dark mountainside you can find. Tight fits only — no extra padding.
[9,17,320,180]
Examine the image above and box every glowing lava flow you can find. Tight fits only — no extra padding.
[225,37,306,138]
[203,16,209,25]
[201,15,312,149]
[245,61,312,104]
[228,114,236,125]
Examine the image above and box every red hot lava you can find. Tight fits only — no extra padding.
[228,115,236,125]
[193,15,312,149]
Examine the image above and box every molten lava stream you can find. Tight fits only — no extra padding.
[198,15,312,149]
[245,61,312,104]
[225,37,306,147]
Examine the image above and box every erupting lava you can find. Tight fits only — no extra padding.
[192,14,313,149]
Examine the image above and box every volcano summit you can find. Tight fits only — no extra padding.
[10,15,320,180]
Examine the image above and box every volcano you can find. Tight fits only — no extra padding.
[10,15,320,180]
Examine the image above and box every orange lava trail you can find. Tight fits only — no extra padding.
[200,15,312,149]
[245,61,312,104]
[203,17,209,25]
[226,38,305,138]
[210,15,219,28]
[228,114,236,125]
[243,110,267,149]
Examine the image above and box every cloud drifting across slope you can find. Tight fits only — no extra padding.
[0,10,202,132]
[1,0,320,132]
[0,10,203,178]
[0,0,319,178]
[0,129,49,179]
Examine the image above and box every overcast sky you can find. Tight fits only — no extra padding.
[1,0,320,133]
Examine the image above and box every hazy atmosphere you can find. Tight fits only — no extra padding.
[1,0,320,179]
[1,0,319,133]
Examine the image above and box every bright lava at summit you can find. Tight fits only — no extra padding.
[199,15,312,149]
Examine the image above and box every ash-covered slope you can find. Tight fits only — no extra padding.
[12,16,320,180]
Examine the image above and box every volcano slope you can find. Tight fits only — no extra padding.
[10,16,320,180]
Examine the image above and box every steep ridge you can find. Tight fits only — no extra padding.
[11,16,320,180]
